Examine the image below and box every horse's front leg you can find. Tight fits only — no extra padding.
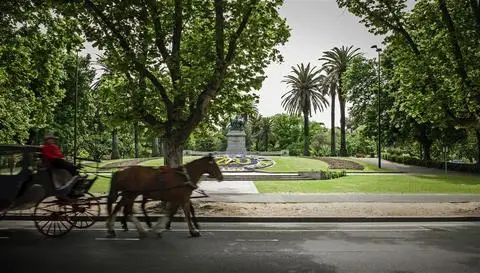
[141,197,153,228]
[106,197,125,238]
[189,201,200,230]
[183,200,200,237]
[124,196,148,238]
[152,202,177,237]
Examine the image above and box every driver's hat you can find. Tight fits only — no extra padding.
[44,133,58,141]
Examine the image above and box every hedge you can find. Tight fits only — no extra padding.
[382,154,480,173]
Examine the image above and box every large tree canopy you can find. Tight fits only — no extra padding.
[52,0,290,166]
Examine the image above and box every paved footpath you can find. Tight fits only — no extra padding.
[204,193,480,203]
[1,221,480,273]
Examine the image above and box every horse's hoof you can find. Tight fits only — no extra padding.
[190,231,201,237]
[155,232,163,238]
[106,230,117,238]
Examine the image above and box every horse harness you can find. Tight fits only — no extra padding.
[154,165,198,191]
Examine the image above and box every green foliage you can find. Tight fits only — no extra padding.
[383,154,480,173]
[339,0,480,162]
[0,1,83,143]
[51,0,291,166]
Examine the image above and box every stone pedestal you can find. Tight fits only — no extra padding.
[226,130,247,155]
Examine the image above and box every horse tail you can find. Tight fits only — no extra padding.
[107,171,119,215]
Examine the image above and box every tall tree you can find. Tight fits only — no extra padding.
[320,46,361,156]
[53,0,290,166]
[281,63,329,156]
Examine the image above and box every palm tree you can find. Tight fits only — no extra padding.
[282,63,329,156]
[320,46,361,156]
[322,73,338,156]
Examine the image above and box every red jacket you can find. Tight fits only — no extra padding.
[41,143,65,163]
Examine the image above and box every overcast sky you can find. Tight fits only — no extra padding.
[259,0,384,127]
[83,0,416,128]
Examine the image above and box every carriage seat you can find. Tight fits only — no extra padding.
[50,168,73,189]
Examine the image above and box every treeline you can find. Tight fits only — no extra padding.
[338,0,480,164]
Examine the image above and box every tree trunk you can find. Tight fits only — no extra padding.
[151,137,160,157]
[111,130,120,159]
[339,95,347,156]
[419,125,432,161]
[134,123,139,158]
[422,141,432,161]
[476,129,480,164]
[264,133,269,151]
[330,86,336,156]
[303,111,310,156]
[163,137,183,167]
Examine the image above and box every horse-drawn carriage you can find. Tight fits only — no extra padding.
[0,144,223,238]
[0,144,100,237]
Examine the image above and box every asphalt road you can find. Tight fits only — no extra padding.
[1,221,480,273]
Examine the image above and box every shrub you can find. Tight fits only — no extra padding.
[383,154,480,173]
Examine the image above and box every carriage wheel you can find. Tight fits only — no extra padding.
[33,196,74,238]
[69,193,100,229]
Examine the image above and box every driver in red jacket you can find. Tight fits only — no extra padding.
[41,134,79,178]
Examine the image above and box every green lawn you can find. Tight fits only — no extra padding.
[89,175,111,193]
[140,156,201,167]
[254,174,480,193]
[261,156,329,172]
[89,174,480,194]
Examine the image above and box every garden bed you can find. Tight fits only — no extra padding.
[315,157,365,170]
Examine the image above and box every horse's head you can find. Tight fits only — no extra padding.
[203,153,223,182]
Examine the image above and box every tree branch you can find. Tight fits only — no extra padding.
[437,0,471,89]
[124,71,166,130]
[380,0,421,55]
[357,1,420,55]
[171,0,183,83]
[145,0,170,63]
[215,0,225,65]
[181,0,259,139]
[470,0,480,36]
[83,0,173,116]
[225,0,259,64]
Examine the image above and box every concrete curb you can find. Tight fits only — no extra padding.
[3,215,480,223]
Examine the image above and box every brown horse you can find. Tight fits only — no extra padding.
[106,155,223,238]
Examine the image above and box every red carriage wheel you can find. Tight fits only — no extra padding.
[33,196,74,238]
[69,193,100,229]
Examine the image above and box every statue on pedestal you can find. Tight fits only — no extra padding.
[226,114,247,155]
[229,115,245,131]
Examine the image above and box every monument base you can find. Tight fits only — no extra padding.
[226,130,247,155]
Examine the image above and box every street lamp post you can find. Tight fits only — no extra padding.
[74,51,79,165]
[371,45,382,169]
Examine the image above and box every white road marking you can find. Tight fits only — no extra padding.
[95,238,140,241]
[0,237,10,240]
[0,227,427,232]
[235,239,279,242]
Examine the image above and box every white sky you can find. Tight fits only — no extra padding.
[259,0,384,127]
[83,0,416,128]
